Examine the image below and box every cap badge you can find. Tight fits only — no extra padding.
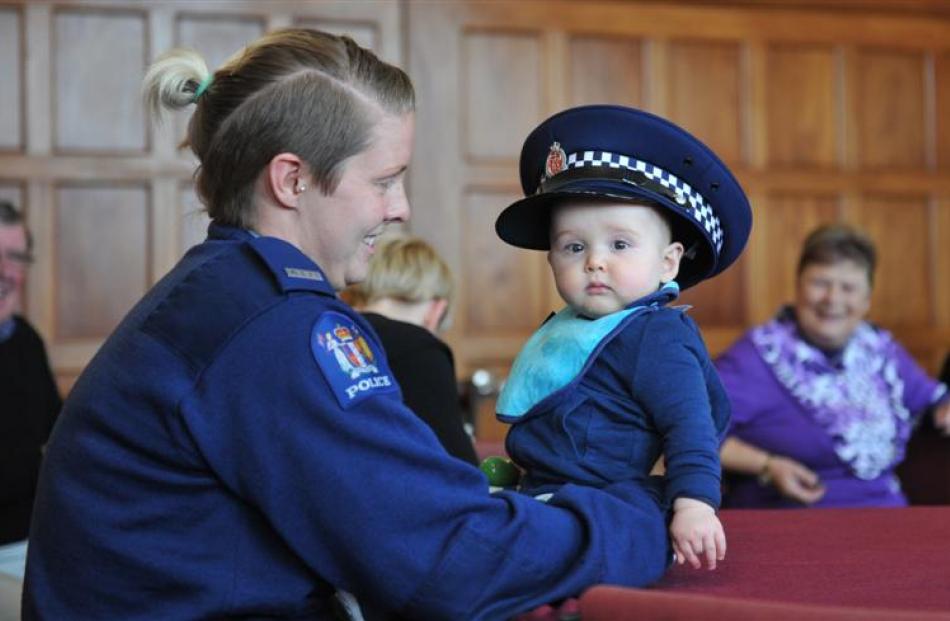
[544,142,567,179]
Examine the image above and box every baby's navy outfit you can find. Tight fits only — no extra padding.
[498,282,730,510]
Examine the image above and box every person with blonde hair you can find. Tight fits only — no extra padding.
[24,29,673,621]
[344,235,477,465]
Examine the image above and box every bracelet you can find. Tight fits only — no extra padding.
[757,453,773,486]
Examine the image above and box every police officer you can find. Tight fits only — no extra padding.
[23,29,669,620]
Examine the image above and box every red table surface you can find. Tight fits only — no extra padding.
[654,506,950,612]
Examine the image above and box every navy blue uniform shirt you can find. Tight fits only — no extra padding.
[504,292,730,509]
[23,224,670,620]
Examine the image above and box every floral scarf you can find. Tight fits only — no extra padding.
[751,308,912,480]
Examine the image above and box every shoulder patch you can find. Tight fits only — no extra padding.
[311,311,399,409]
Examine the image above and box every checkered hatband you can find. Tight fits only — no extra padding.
[557,150,724,253]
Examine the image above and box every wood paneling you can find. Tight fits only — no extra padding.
[54,9,148,153]
[667,40,743,164]
[569,36,643,108]
[295,19,377,52]
[461,190,549,333]
[463,30,543,161]
[0,8,22,151]
[173,15,267,146]
[848,193,932,326]
[2,0,401,389]
[934,195,950,330]
[179,182,209,256]
[937,52,950,171]
[54,184,149,340]
[856,49,927,169]
[753,193,841,319]
[766,44,837,168]
[679,253,747,326]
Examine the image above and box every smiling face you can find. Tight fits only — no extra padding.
[0,223,29,323]
[300,112,414,290]
[547,201,683,319]
[795,259,872,350]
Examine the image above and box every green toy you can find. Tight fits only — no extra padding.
[479,456,521,488]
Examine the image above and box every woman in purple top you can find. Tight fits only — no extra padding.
[716,224,950,508]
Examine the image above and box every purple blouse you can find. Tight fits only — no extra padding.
[715,309,946,508]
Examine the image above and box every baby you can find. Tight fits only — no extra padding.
[494,105,752,571]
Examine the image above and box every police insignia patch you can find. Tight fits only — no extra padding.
[544,141,567,179]
[311,311,398,408]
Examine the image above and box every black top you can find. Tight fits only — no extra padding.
[0,315,62,543]
[362,312,477,466]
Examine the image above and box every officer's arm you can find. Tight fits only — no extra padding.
[179,302,670,620]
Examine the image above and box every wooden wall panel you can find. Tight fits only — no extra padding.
[766,45,837,168]
[667,40,743,164]
[463,30,543,161]
[848,194,932,327]
[569,36,643,108]
[1,0,401,390]
[856,49,927,169]
[296,19,377,51]
[937,52,950,170]
[54,9,147,153]
[0,8,22,151]
[54,184,149,340]
[934,195,950,331]
[179,183,209,255]
[679,255,748,326]
[462,191,549,334]
[173,15,267,156]
[753,193,841,318]
[175,14,266,66]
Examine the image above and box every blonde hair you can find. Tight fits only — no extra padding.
[344,236,454,311]
[142,28,415,229]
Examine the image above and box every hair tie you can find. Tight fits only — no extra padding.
[192,75,213,103]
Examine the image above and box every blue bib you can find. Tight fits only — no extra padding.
[497,282,680,422]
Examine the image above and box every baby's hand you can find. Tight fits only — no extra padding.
[669,497,726,570]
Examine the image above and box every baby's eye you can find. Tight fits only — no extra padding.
[376,178,397,190]
[565,242,584,253]
[612,240,631,250]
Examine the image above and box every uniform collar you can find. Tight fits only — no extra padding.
[208,221,336,297]
[207,222,254,242]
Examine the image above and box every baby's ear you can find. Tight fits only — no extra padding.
[662,241,685,282]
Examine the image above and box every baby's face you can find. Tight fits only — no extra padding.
[547,201,683,319]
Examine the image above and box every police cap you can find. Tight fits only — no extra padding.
[495,105,752,290]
